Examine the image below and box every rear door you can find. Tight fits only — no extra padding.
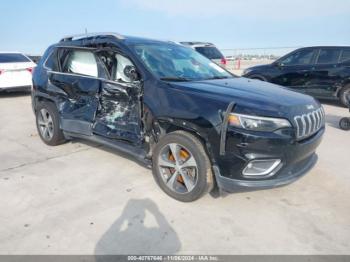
[271,48,318,93]
[0,53,35,88]
[307,47,342,98]
[92,50,143,144]
[48,48,102,135]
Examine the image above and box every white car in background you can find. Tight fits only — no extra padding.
[0,52,36,92]
[180,42,227,69]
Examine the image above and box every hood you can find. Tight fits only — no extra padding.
[170,77,320,118]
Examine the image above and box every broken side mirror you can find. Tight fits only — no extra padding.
[124,65,140,82]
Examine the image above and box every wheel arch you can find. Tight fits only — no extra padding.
[148,117,218,166]
[142,102,220,163]
[151,120,218,195]
[33,93,57,112]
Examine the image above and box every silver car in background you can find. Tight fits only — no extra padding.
[180,42,227,68]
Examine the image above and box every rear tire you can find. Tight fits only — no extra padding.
[152,131,213,202]
[35,101,66,146]
[339,85,350,107]
[339,117,350,130]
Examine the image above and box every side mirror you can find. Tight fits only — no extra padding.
[124,65,140,82]
[275,61,284,68]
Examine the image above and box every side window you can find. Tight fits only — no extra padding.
[98,52,136,82]
[316,49,341,64]
[45,49,59,71]
[60,49,98,77]
[340,49,350,63]
[281,49,316,66]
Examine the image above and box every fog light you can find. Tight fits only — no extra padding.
[242,159,281,177]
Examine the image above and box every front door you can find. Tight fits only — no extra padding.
[271,48,318,93]
[92,51,143,144]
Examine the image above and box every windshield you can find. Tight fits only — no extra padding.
[132,43,233,81]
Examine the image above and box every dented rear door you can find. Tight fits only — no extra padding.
[49,73,100,135]
[49,48,101,135]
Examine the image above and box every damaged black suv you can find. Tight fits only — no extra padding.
[32,33,325,202]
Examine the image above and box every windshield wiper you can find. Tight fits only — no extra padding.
[205,76,231,80]
[160,76,191,82]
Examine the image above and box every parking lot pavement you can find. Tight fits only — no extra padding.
[0,92,349,255]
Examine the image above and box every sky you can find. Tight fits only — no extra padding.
[0,0,349,55]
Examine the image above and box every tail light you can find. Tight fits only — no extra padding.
[220,58,227,65]
[0,69,3,75]
[26,68,33,74]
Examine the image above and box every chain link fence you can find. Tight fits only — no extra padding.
[220,47,301,74]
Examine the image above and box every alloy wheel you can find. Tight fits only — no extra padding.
[157,143,198,194]
[37,108,54,141]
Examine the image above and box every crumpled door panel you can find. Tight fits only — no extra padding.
[93,82,141,143]
[49,73,101,134]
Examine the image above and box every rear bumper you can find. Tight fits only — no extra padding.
[0,85,31,92]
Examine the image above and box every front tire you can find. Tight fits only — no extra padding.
[35,101,66,146]
[152,131,214,202]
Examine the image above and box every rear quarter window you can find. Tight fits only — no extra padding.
[44,49,59,71]
[0,53,31,63]
[195,46,224,59]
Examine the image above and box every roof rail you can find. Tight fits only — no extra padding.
[180,41,214,46]
[59,32,124,42]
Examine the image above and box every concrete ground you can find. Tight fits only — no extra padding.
[0,92,349,255]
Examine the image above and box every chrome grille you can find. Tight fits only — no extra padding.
[294,107,325,140]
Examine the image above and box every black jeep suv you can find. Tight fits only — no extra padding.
[242,46,350,106]
[32,33,325,202]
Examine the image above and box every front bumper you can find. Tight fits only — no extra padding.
[213,153,317,193]
[212,126,324,193]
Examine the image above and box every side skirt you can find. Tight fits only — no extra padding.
[63,131,152,167]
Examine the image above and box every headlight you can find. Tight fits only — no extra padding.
[228,113,291,132]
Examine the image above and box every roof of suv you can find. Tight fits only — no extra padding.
[58,32,178,46]
[295,46,350,50]
[180,42,215,47]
